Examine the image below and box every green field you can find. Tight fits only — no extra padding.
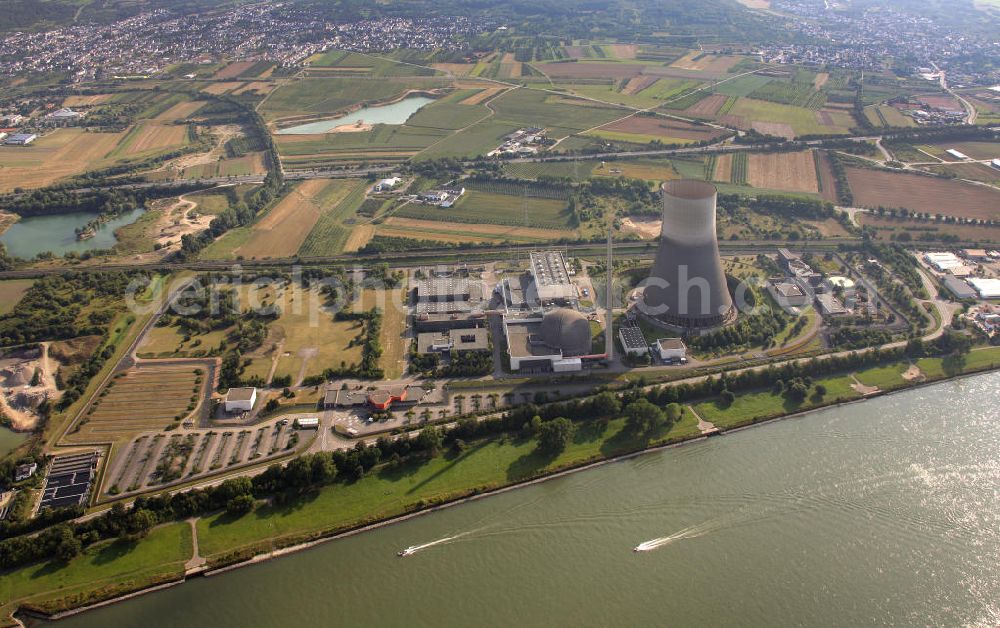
[298,180,368,257]
[405,101,491,130]
[260,77,447,120]
[196,410,701,559]
[306,50,439,77]
[394,189,575,230]
[1,523,191,618]
[728,98,848,136]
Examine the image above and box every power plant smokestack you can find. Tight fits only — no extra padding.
[640,180,735,329]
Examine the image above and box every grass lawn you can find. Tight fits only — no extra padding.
[1,522,191,617]
[694,376,860,428]
[0,279,35,315]
[197,410,701,558]
[360,287,408,379]
[854,363,908,390]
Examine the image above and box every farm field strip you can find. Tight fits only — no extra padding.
[846,167,1000,221]
[747,150,819,193]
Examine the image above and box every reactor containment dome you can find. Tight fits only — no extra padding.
[640,180,736,329]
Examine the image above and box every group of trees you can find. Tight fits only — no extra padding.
[0,271,139,346]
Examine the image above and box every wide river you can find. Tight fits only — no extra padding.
[59,373,999,627]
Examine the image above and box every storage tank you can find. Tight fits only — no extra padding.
[640,180,735,329]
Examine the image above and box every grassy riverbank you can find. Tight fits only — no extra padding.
[0,523,191,620]
[3,347,1000,623]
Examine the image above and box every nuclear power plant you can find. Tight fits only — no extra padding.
[640,179,736,330]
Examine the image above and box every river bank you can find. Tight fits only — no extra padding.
[29,366,1000,628]
[5,346,999,624]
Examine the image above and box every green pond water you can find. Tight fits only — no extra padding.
[0,208,144,259]
[55,372,1000,627]
[276,96,434,134]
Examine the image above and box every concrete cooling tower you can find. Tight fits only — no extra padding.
[640,180,736,329]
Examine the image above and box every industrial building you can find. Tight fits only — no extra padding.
[816,293,849,316]
[640,180,736,329]
[654,338,687,362]
[374,177,400,191]
[529,251,577,305]
[324,385,428,411]
[618,324,649,357]
[766,278,811,310]
[413,276,471,303]
[411,269,487,330]
[504,308,596,372]
[416,328,490,354]
[943,275,977,300]
[3,133,36,145]
[43,107,85,126]
[38,452,99,510]
[968,277,1000,299]
[924,252,966,273]
[223,387,257,413]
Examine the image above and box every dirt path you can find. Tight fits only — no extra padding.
[184,518,207,572]
[849,374,879,395]
[152,194,213,250]
[688,406,718,435]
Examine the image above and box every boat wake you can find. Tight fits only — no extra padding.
[397,533,468,557]
[633,518,729,553]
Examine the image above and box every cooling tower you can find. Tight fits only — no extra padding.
[641,180,736,329]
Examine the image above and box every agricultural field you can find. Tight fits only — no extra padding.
[109,122,189,158]
[0,279,35,315]
[746,150,820,193]
[394,185,575,231]
[203,179,363,260]
[857,214,1000,244]
[0,128,126,192]
[926,141,1000,161]
[669,51,742,74]
[846,168,1000,221]
[864,104,916,128]
[921,163,1000,186]
[298,179,368,257]
[260,77,448,121]
[587,115,726,145]
[65,364,208,444]
[504,160,600,181]
[305,50,438,77]
[374,217,576,245]
[724,98,854,137]
[591,158,684,182]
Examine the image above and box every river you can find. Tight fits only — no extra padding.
[0,208,145,259]
[56,373,1000,627]
[276,96,434,135]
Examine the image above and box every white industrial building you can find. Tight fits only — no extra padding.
[529,251,577,304]
[223,387,257,413]
[924,252,966,273]
[374,177,401,191]
[945,149,970,161]
[655,338,687,362]
[968,278,1000,299]
[3,133,37,146]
